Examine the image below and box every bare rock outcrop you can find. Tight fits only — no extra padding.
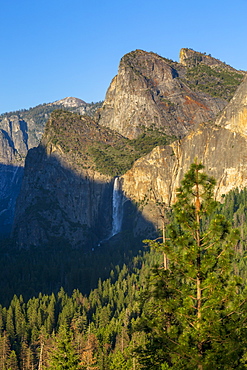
[97,49,226,139]
[179,48,238,70]
[121,77,247,226]
[215,76,247,137]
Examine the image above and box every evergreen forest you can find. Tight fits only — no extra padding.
[1,164,247,369]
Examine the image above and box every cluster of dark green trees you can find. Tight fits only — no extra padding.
[1,163,247,369]
[89,129,174,176]
[0,254,157,369]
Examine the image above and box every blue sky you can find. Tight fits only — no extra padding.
[1,0,246,114]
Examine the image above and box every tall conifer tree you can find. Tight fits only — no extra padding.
[140,162,247,369]
[46,325,80,370]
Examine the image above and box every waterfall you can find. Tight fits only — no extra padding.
[111,177,123,237]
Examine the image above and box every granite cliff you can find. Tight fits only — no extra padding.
[215,76,247,137]
[0,115,28,236]
[96,49,243,139]
[121,76,247,227]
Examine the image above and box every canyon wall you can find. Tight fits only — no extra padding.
[122,77,247,227]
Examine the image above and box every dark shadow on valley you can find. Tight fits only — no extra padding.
[0,145,156,306]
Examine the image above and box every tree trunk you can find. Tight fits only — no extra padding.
[38,341,44,370]
[163,222,168,270]
[195,168,203,370]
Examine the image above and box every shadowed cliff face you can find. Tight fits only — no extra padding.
[0,164,23,236]
[0,101,103,238]
[121,77,247,227]
[12,145,113,248]
[0,118,27,237]
[97,49,226,139]
[12,113,156,249]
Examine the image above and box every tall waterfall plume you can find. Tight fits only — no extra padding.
[111,177,123,237]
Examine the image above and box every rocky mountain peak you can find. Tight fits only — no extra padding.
[179,48,238,71]
[51,97,87,108]
[120,49,179,79]
[97,49,226,139]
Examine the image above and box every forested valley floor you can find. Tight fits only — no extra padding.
[1,181,247,369]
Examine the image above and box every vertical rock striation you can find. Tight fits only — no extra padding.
[215,76,247,137]
[121,77,247,227]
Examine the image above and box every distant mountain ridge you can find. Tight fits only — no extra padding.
[0,98,102,160]
[49,97,87,107]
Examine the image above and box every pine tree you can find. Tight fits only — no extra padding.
[6,350,18,370]
[6,306,15,341]
[79,327,99,370]
[45,293,56,334]
[109,349,131,370]
[0,332,11,370]
[46,325,80,370]
[20,340,35,370]
[140,162,247,369]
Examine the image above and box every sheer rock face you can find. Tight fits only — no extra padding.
[97,49,226,139]
[0,112,54,238]
[122,126,247,204]
[0,116,28,235]
[11,109,156,249]
[0,116,29,165]
[121,77,247,225]
[215,76,247,137]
